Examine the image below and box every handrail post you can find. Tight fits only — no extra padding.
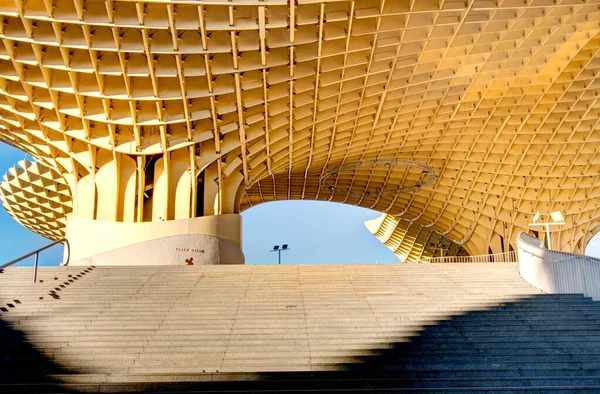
[33,251,39,283]
[1,238,70,275]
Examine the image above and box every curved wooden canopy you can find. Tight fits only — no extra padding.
[1,0,600,254]
[365,213,469,263]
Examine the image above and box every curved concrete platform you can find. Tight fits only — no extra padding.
[68,234,244,266]
[518,231,600,300]
[65,215,244,265]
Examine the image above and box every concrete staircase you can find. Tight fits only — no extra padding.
[1,263,600,392]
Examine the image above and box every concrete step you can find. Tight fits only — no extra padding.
[2,263,599,392]
[2,374,600,393]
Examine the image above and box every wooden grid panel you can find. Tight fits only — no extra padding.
[0,1,598,254]
[239,0,600,254]
[365,213,467,263]
[0,158,72,240]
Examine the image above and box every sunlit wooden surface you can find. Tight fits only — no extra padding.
[1,1,600,254]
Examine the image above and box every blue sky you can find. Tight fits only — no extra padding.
[0,143,65,266]
[242,200,398,264]
[0,142,399,266]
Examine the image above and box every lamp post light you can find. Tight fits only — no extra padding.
[528,211,565,250]
[429,242,446,258]
[270,244,290,264]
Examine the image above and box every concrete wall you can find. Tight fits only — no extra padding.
[65,214,243,265]
[69,233,244,266]
[517,232,600,300]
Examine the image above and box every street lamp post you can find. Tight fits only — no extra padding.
[529,211,565,250]
[270,244,290,264]
[429,242,446,258]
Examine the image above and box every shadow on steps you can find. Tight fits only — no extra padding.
[0,318,77,392]
[2,294,600,393]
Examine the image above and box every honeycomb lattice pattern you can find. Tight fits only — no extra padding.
[365,214,468,263]
[1,158,72,240]
[0,1,599,254]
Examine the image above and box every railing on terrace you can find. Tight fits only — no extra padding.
[517,232,600,300]
[421,250,518,264]
[521,246,600,265]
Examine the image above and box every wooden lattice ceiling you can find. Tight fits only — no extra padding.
[365,213,468,263]
[1,1,600,255]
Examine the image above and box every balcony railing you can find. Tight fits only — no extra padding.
[517,232,600,300]
[421,251,518,264]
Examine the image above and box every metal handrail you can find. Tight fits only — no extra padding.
[0,238,70,283]
[421,250,518,264]
[519,243,600,264]
[517,231,600,300]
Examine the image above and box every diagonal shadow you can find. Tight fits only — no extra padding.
[1,294,600,392]
[0,318,77,393]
